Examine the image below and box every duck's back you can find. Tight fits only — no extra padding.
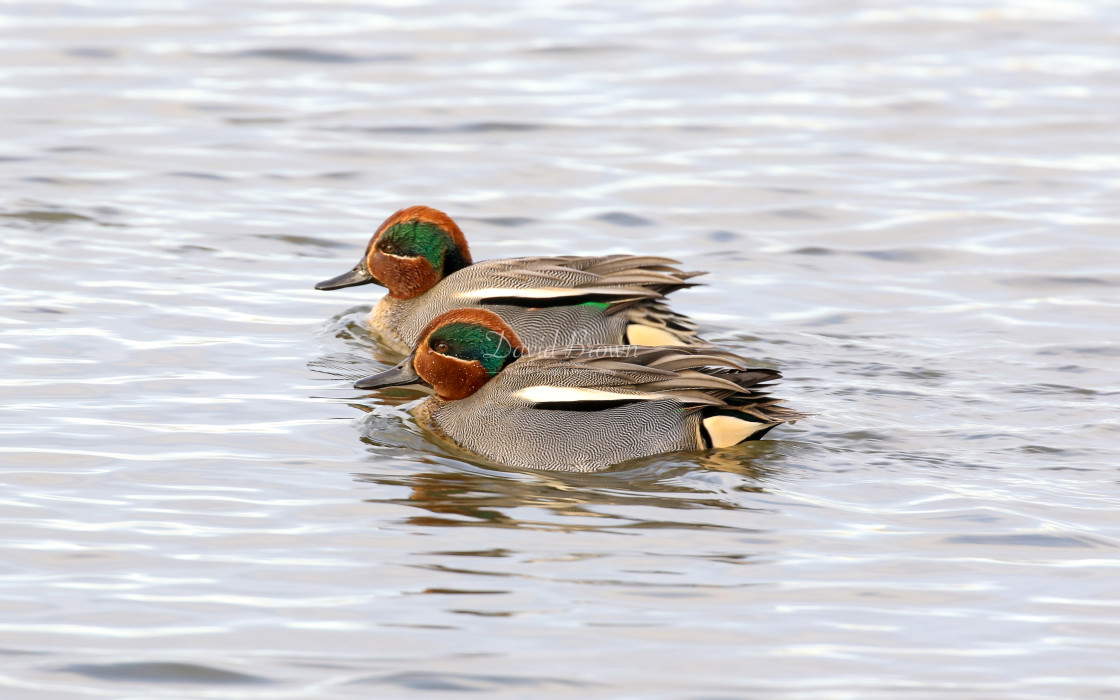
[420,345,799,471]
[371,256,703,353]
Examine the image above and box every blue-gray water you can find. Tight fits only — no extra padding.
[2,1,1119,698]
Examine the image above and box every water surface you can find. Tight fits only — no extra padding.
[2,1,1119,698]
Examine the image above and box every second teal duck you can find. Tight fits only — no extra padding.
[316,206,706,354]
[353,309,803,471]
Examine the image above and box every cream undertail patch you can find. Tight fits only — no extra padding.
[702,414,773,448]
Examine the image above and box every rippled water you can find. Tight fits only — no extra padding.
[3,1,1120,697]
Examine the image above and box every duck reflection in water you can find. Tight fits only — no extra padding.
[350,446,787,531]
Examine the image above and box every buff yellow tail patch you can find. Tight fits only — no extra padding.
[626,324,686,346]
[702,415,771,448]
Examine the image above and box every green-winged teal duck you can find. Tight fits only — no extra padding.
[352,308,803,471]
[316,206,706,354]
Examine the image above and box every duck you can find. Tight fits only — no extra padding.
[316,206,706,355]
[352,309,804,471]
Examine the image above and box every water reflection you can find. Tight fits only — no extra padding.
[352,446,784,533]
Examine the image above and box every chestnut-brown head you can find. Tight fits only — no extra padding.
[315,206,473,299]
[353,309,526,400]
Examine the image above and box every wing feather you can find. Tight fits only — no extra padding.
[452,256,704,309]
[496,345,805,426]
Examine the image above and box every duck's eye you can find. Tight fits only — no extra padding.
[435,341,449,353]
[381,242,398,254]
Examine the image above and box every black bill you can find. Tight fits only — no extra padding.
[315,262,379,290]
[354,356,423,390]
